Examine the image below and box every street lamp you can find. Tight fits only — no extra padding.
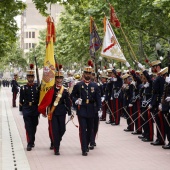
[156,42,161,59]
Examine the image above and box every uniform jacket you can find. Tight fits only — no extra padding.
[151,75,165,107]
[20,83,39,116]
[51,86,71,116]
[71,81,101,118]
[11,79,20,93]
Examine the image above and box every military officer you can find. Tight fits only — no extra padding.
[161,73,170,149]
[47,70,72,156]
[11,73,20,107]
[148,61,166,146]
[19,65,40,151]
[71,66,102,156]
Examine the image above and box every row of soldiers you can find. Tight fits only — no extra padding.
[95,59,170,149]
[17,59,170,157]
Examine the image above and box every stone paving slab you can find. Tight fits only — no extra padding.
[1,87,170,170]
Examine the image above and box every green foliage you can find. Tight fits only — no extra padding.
[30,0,170,70]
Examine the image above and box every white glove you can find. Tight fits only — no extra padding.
[113,78,117,82]
[148,104,152,109]
[75,98,82,105]
[158,104,162,111]
[68,115,71,121]
[143,82,149,88]
[98,109,103,118]
[125,61,130,68]
[131,81,136,86]
[165,76,170,84]
[138,62,144,69]
[101,97,105,102]
[128,104,133,107]
[165,97,170,102]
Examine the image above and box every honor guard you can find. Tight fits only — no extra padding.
[19,64,40,151]
[105,69,123,125]
[47,70,72,155]
[161,72,170,149]
[100,73,108,121]
[11,73,20,107]
[149,61,166,145]
[122,73,135,132]
[128,67,142,134]
[71,66,102,156]
[137,62,154,141]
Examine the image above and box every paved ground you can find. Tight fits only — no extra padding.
[1,87,170,170]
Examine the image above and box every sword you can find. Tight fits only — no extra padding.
[105,102,115,119]
[135,111,159,132]
[164,114,170,127]
[128,109,148,127]
[150,112,165,143]
[123,107,135,124]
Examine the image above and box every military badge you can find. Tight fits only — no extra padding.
[91,87,95,92]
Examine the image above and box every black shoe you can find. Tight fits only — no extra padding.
[138,136,145,139]
[89,145,94,150]
[82,152,88,156]
[100,119,106,121]
[50,143,54,150]
[111,123,119,126]
[27,145,32,151]
[162,144,170,149]
[93,143,96,146]
[151,140,164,146]
[55,151,60,155]
[31,144,35,148]
[106,120,111,124]
[131,131,142,135]
[142,138,153,142]
[124,129,133,132]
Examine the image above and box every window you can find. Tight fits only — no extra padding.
[32,43,36,48]
[32,32,35,38]
[24,43,28,49]
[29,43,31,48]
[29,32,31,38]
[26,32,28,38]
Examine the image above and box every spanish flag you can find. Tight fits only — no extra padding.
[38,16,56,115]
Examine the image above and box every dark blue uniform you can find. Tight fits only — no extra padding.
[105,72,123,125]
[140,70,153,141]
[161,82,170,148]
[49,86,72,153]
[19,83,40,148]
[71,81,101,153]
[11,79,20,107]
[150,75,165,145]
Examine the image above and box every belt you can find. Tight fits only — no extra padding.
[24,102,38,106]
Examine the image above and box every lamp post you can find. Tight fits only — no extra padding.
[156,42,161,60]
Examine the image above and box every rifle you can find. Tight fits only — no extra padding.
[34,55,40,86]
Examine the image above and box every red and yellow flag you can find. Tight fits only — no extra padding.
[38,16,56,115]
[110,5,121,28]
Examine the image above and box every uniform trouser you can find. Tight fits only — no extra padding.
[48,120,53,144]
[12,92,17,107]
[113,98,121,125]
[78,115,94,152]
[51,115,66,152]
[110,100,115,123]
[23,115,39,146]
[163,113,170,144]
[155,111,165,143]
[132,100,142,132]
[101,101,107,120]
[127,106,134,130]
[142,108,153,140]
[90,116,99,145]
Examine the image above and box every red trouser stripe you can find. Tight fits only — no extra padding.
[115,98,119,124]
[110,100,115,122]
